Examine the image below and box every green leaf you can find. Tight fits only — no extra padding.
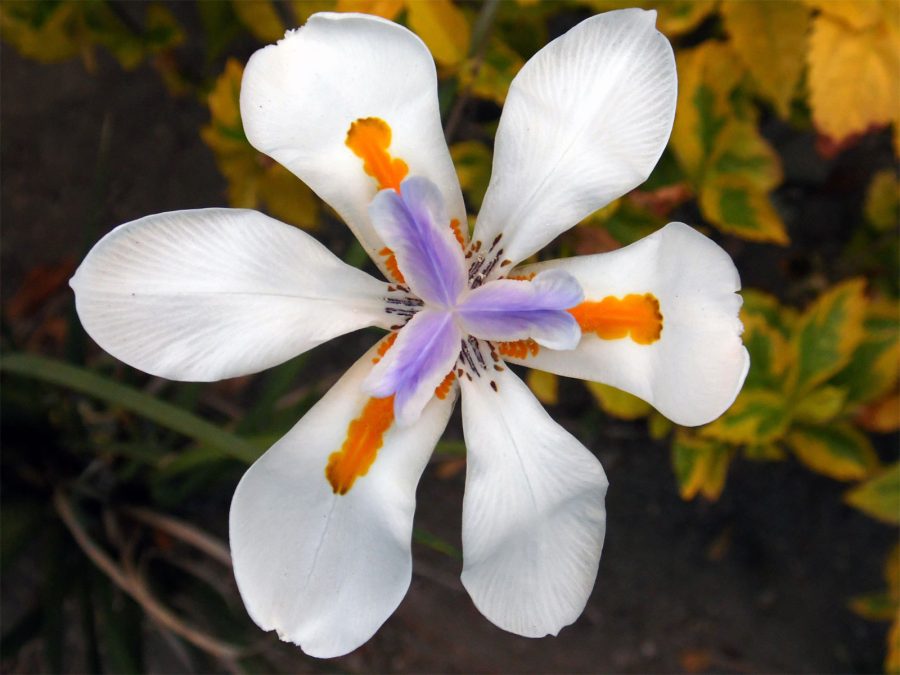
[850,591,898,622]
[786,423,879,481]
[792,386,848,424]
[845,462,900,525]
[832,297,900,406]
[864,169,900,232]
[458,35,523,105]
[672,432,732,501]
[586,382,652,420]
[699,176,789,244]
[230,0,285,43]
[700,390,790,444]
[793,279,867,394]
[0,353,261,463]
[413,527,461,559]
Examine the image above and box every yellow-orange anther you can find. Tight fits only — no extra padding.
[345,117,408,192]
[434,370,456,399]
[497,339,540,359]
[326,395,395,495]
[379,247,406,284]
[568,293,663,345]
[450,218,465,250]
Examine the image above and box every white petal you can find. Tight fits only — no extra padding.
[472,9,676,269]
[230,342,456,658]
[240,13,466,275]
[459,366,608,638]
[513,222,750,427]
[71,209,393,381]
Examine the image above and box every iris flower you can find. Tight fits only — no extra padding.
[70,9,749,658]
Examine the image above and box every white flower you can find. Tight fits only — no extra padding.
[70,9,749,658]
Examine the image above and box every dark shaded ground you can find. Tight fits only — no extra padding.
[1,22,893,675]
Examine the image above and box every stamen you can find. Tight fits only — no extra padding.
[434,370,456,400]
[325,395,395,495]
[379,247,406,284]
[450,218,466,250]
[568,293,663,345]
[345,117,408,192]
[497,339,540,359]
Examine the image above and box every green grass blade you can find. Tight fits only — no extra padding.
[1,353,260,463]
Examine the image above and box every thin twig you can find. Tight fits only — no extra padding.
[53,491,245,662]
[120,505,232,566]
[444,0,501,142]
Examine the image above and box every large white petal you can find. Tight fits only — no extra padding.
[71,209,393,381]
[230,343,456,658]
[240,13,466,275]
[472,9,676,269]
[512,222,750,427]
[459,366,608,638]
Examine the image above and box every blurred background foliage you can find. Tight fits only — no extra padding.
[1,0,898,673]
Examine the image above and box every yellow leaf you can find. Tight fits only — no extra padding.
[700,389,790,444]
[231,0,286,43]
[741,313,794,390]
[806,0,886,31]
[671,42,744,180]
[845,462,900,525]
[458,36,524,105]
[586,382,652,420]
[406,0,470,66]
[335,0,403,19]
[202,59,319,228]
[888,613,900,675]
[0,1,85,63]
[450,140,492,211]
[857,392,900,433]
[672,432,732,501]
[722,0,811,117]
[653,1,718,37]
[887,544,900,599]
[793,278,867,394]
[708,120,784,192]
[699,176,789,244]
[527,370,558,405]
[786,423,879,481]
[290,0,337,24]
[832,296,900,406]
[808,10,900,143]
[257,163,320,228]
[649,412,673,441]
[864,169,900,231]
[792,385,847,424]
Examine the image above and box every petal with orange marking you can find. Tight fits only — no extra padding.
[508,223,750,427]
[240,13,466,278]
[230,341,456,659]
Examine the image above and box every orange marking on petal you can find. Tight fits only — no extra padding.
[568,293,663,345]
[450,218,465,250]
[379,247,406,284]
[372,331,399,364]
[325,395,395,495]
[497,339,540,359]
[434,370,456,400]
[345,117,409,192]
